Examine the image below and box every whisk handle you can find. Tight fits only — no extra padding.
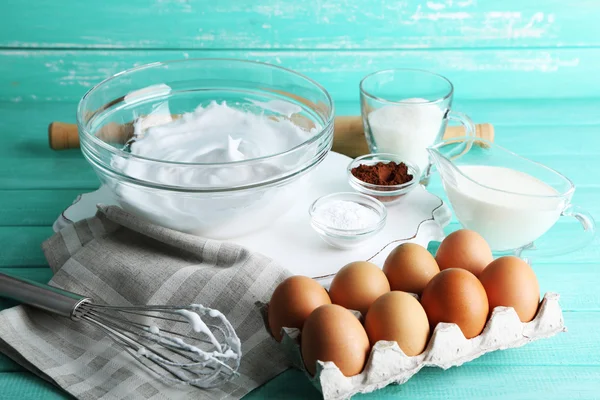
[0,272,90,320]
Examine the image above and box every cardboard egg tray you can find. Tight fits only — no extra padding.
[276,292,565,400]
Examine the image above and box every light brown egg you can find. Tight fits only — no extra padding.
[479,256,540,322]
[268,275,331,342]
[365,291,430,356]
[435,229,493,277]
[329,261,390,316]
[383,243,440,295]
[421,268,489,339]
[301,304,371,376]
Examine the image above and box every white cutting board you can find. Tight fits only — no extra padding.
[54,152,451,282]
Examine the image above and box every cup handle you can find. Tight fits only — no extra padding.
[447,111,476,140]
[518,204,596,259]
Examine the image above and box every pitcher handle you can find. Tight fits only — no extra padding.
[445,111,476,159]
[518,204,596,259]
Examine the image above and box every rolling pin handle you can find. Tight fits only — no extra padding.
[48,122,80,150]
[47,118,495,154]
[444,123,495,147]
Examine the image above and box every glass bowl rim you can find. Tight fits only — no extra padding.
[76,58,335,167]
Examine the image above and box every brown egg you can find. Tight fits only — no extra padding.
[383,243,440,295]
[435,229,493,277]
[329,261,390,316]
[268,276,331,342]
[421,268,489,339]
[301,304,371,376]
[365,291,430,356]
[479,256,540,322]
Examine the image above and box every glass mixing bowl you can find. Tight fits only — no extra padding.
[77,59,334,239]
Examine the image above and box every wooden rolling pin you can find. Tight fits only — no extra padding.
[49,118,494,158]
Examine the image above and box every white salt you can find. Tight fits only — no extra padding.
[313,200,379,230]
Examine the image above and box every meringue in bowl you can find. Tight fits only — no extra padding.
[77,59,334,239]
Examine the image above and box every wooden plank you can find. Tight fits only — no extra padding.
[6,99,600,137]
[0,48,596,103]
[1,0,598,50]
[0,365,598,400]
[492,125,600,156]
[0,160,98,190]
[535,263,600,310]
[0,267,53,280]
[0,190,84,226]
[0,357,21,374]
[5,98,600,130]
[0,372,68,399]
[0,101,98,189]
[468,311,600,366]
[248,365,600,399]
[0,227,54,267]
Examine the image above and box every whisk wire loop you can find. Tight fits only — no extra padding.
[75,302,241,388]
[0,272,242,389]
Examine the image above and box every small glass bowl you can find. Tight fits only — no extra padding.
[309,192,387,249]
[347,153,421,205]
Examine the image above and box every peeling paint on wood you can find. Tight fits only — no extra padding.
[0,0,595,49]
[0,48,598,102]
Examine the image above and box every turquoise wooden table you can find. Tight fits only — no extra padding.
[2,1,600,398]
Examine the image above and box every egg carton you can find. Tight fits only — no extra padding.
[277,292,565,400]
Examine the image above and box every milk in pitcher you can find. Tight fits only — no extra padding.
[444,165,566,251]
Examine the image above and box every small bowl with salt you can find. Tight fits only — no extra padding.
[309,192,387,249]
[347,153,421,205]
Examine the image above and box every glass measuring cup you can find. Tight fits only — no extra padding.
[428,136,596,257]
[360,69,475,182]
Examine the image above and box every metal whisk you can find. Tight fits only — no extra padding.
[0,272,242,389]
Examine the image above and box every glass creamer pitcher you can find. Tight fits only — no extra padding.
[428,137,595,257]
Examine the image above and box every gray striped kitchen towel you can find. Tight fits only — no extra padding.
[0,205,292,400]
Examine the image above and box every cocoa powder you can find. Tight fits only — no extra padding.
[351,161,413,186]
